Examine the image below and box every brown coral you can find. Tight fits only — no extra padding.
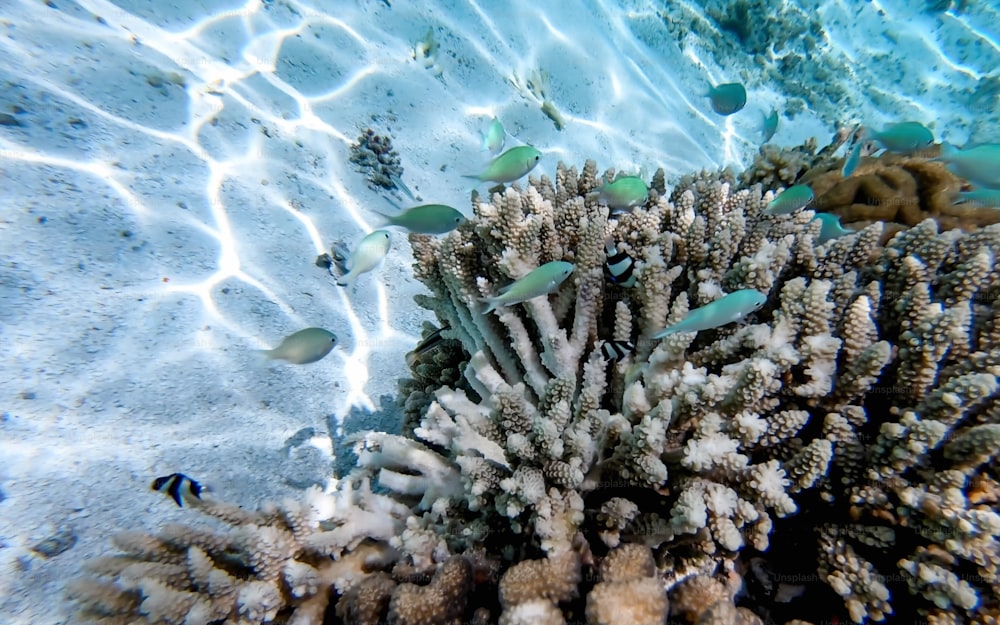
[585,544,668,625]
[336,572,396,625]
[800,147,1000,241]
[388,556,473,625]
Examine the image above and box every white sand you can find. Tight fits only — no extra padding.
[0,0,995,622]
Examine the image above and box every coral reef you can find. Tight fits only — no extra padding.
[66,485,408,623]
[74,159,1000,624]
[349,127,404,191]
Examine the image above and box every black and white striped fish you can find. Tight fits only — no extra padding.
[405,324,450,367]
[601,339,634,362]
[151,473,204,507]
[604,239,637,288]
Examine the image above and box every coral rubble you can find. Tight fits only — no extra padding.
[74,159,1000,624]
[349,127,404,192]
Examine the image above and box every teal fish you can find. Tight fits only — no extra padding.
[764,184,814,215]
[481,117,505,155]
[258,328,338,364]
[654,289,767,338]
[483,261,575,313]
[464,145,542,183]
[336,230,391,287]
[762,109,779,142]
[378,204,466,234]
[812,213,852,243]
[953,188,1000,209]
[388,173,416,201]
[593,176,649,212]
[868,122,933,153]
[936,143,1000,189]
[707,83,747,116]
[842,141,863,178]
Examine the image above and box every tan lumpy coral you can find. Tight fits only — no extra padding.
[388,556,473,625]
[585,544,667,625]
[799,146,1000,239]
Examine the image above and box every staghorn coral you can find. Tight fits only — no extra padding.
[67,484,407,624]
[75,160,1000,624]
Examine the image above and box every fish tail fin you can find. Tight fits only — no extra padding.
[652,327,676,339]
[336,272,355,288]
[935,142,958,162]
[370,210,395,229]
[480,296,498,314]
[252,349,276,366]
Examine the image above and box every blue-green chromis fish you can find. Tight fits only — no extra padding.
[812,213,852,243]
[936,143,1000,189]
[378,204,466,234]
[762,109,779,142]
[464,145,542,183]
[842,141,863,178]
[481,117,505,155]
[654,289,767,338]
[483,261,575,313]
[868,122,933,153]
[953,188,1000,209]
[764,184,814,215]
[336,230,391,287]
[259,327,338,364]
[707,83,747,116]
[592,176,649,212]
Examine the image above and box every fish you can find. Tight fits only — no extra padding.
[812,213,853,243]
[336,230,392,287]
[841,141,863,178]
[952,188,1000,209]
[592,176,649,213]
[601,339,634,362]
[654,289,767,338]
[483,261,575,313]
[152,473,204,507]
[405,324,450,367]
[764,184,814,215]
[868,122,933,153]
[464,145,542,184]
[604,239,637,288]
[707,83,747,116]
[377,204,466,234]
[387,173,416,201]
[762,109,779,143]
[481,117,505,155]
[936,143,1000,189]
[259,327,338,364]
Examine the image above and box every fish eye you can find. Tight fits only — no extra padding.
[534,155,540,160]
